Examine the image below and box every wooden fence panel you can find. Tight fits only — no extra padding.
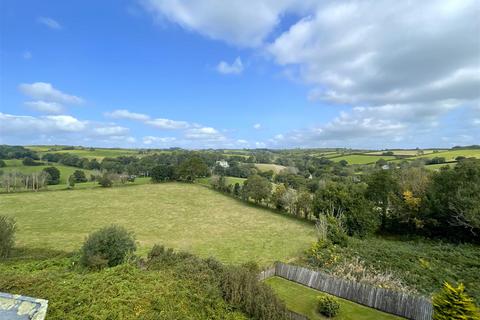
[274,262,433,320]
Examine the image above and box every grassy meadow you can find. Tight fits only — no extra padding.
[1,159,93,184]
[0,182,315,265]
[27,146,142,160]
[330,154,396,165]
[255,163,287,173]
[265,277,402,320]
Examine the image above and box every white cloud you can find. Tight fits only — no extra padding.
[253,123,261,129]
[141,0,318,47]
[37,17,62,30]
[24,101,63,114]
[105,109,150,121]
[216,57,244,75]
[93,126,130,136]
[236,139,248,144]
[185,126,225,141]
[19,82,83,105]
[268,1,479,106]
[146,118,190,129]
[142,136,177,145]
[0,113,133,146]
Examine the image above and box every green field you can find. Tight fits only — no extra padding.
[365,149,446,156]
[197,176,247,186]
[330,154,396,165]
[408,149,480,161]
[1,159,93,184]
[32,148,140,160]
[0,183,315,265]
[265,277,402,320]
[255,163,287,173]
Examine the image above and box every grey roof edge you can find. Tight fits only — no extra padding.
[0,292,48,320]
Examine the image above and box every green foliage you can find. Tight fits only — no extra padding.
[72,169,88,182]
[243,174,272,204]
[98,174,113,187]
[0,159,6,167]
[176,156,209,182]
[150,164,175,182]
[80,225,136,269]
[43,166,61,185]
[425,159,480,240]
[433,282,479,320]
[317,294,340,317]
[0,215,16,258]
[0,248,246,320]
[22,157,41,166]
[221,263,289,320]
[67,174,75,188]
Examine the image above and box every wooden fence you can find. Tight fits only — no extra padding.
[261,262,433,320]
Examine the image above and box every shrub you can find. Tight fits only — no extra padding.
[0,159,6,167]
[221,263,289,320]
[432,282,479,320]
[317,294,340,317]
[80,225,136,269]
[73,170,88,183]
[68,175,75,188]
[98,174,113,187]
[0,215,16,258]
[43,166,61,185]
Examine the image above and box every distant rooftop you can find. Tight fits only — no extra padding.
[0,293,48,320]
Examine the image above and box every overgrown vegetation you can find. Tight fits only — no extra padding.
[0,215,16,258]
[432,282,479,320]
[80,225,136,269]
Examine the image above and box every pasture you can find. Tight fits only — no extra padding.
[330,154,396,165]
[265,277,402,320]
[1,159,93,184]
[0,183,315,265]
[255,163,287,173]
[27,146,142,160]
[408,149,480,161]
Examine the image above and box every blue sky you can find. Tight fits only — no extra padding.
[1,0,479,149]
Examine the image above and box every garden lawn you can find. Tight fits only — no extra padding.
[0,183,315,265]
[265,277,403,320]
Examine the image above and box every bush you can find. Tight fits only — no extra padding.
[73,170,88,183]
[432,282,479,320]
[22,157,41,166]
[317,294,340,317]
[80,225,136,269]
[221,263,289,320]
[43,166,61,185]
[0,215,16,258]
[0,159,6,167]
[98,174,113,187]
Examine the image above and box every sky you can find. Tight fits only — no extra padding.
[0,0,479,149]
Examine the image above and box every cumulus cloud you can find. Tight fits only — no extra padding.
[19,82,83,105]
[24,101,63,114]
[146,118,190,129]
[0,112,132,146]
[216,57,244,75]
[142,136,177,145]
[185,127,225,141]
[37,17,62,30]
[141,0,317,47]
[268,1,479,106]
[105,109,150,121]
[253,123,261,129]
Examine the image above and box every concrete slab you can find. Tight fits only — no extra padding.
[0,292,48,320]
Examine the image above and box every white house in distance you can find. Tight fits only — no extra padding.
[216,160,229,168]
